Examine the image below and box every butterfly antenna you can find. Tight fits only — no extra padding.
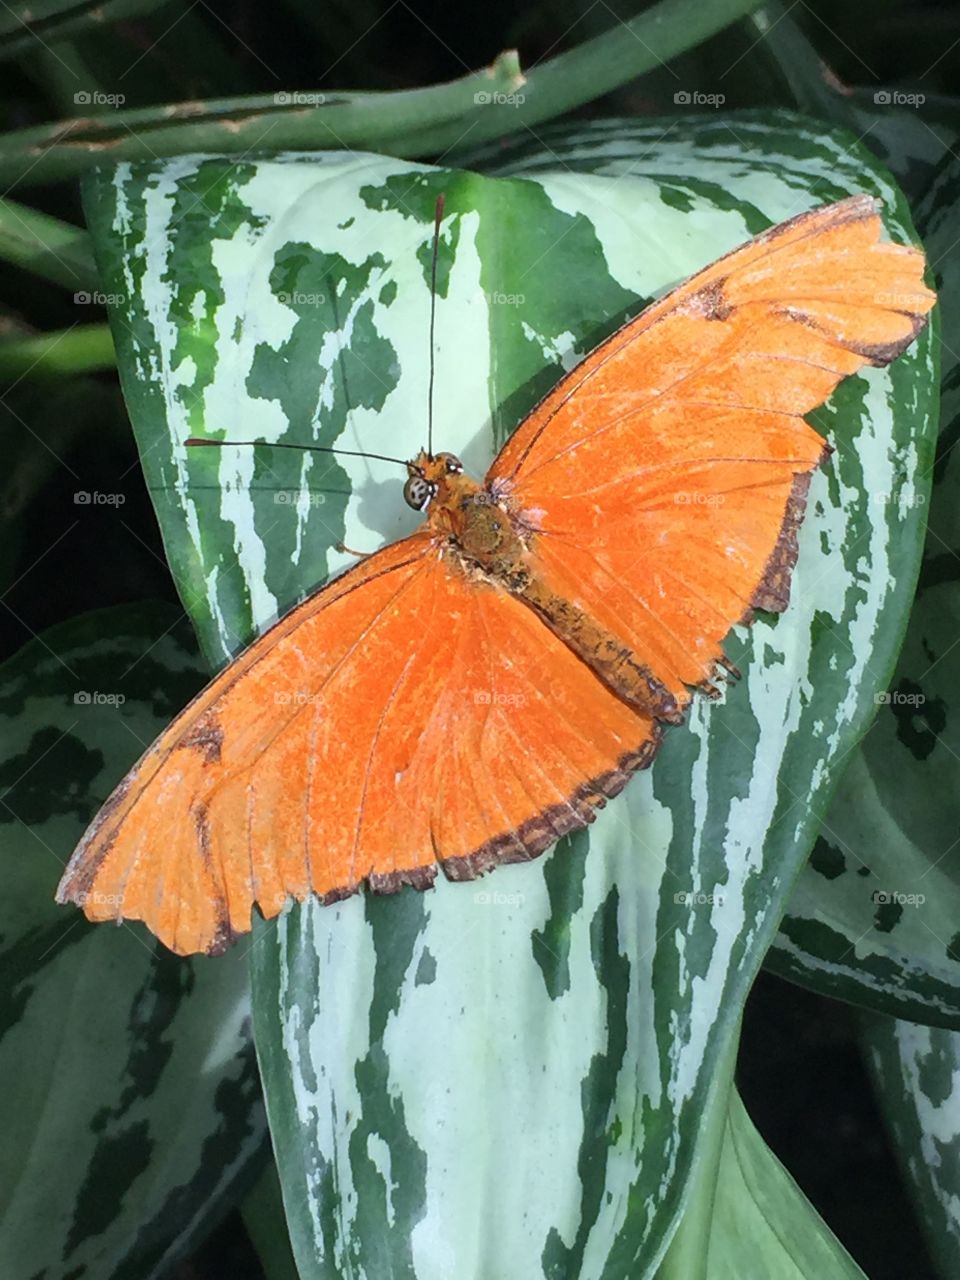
[427,192,445,459]
[185,437,411,468]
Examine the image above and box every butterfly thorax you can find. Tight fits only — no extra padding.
[448,491,526,571]
[412,463,524,579]
[408,450,525,569]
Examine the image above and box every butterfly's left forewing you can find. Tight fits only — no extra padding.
[57,530,659,955]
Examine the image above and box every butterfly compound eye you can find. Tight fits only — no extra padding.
[403,474,433,510]
[437,452,463,474]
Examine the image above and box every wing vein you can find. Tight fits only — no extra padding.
[199,560,434,808]
[515,310,812,480]
[349,649,421,886]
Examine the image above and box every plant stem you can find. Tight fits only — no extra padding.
[0,0,163,62]
[0,323,115,379]
[23,42,108,119]
[0,0,764,190]
[0,198,98,289]
[744,3,860,128]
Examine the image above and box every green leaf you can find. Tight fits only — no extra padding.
[0,606,267,1279]
[82,115,936,1276]
[703,1088,866,1278]
[768,149,959,1029]
[0,197,98,290]
[656,1036,864,1279]
[861,1014,960,1279]
[242,1160,301,1280]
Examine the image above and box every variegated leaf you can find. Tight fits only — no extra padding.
[507,117,959,1032]
[82,117,936,1277]
[861,1014,960,1278]
[767,149,960,1028]
[0,606,267,1279]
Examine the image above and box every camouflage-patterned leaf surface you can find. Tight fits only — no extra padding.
[767,149,959,1029]
[861,1013,960,1279]
[0,605,267,1279]
[81,115,936,1277]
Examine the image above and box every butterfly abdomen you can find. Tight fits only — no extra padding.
[515,575,686,725]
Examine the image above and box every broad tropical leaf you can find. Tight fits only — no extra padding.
[837,151,960,1280]
[474,97,960,1086]
[0,606,267,1279]
[861,1014,960,1279]
[82,116,936,1276]
[767,149,959,1029]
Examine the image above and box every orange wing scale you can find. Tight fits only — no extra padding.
[57,195,935,954]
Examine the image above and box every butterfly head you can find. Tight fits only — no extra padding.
[404,450,466,511]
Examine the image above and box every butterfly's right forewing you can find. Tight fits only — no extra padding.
[487,196,935,702]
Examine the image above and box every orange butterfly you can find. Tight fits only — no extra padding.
[56,194,934,955]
